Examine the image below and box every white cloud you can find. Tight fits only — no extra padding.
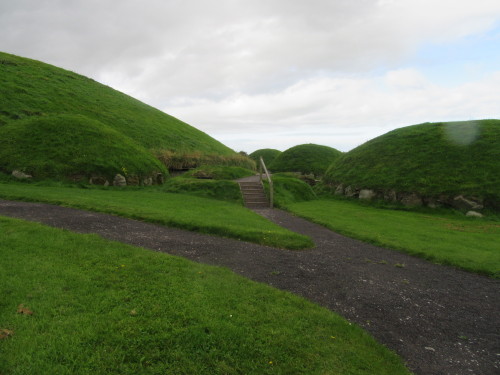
[170,69,500,152]
[1,0,499,153]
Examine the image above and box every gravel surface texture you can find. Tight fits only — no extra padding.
[0,199,498,375]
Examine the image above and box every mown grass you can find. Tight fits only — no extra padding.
[0,182,312,249]
[287,199,500,278]
[161,178,244,204]
[0,216,411,374]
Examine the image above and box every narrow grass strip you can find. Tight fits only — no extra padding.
[0,183,312,249]
[288,199,500,278]
[0,216,411,374]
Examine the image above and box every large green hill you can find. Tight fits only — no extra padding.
[0,52,235,181]
[323,120,500,209]
[249,148,282,166]
[269,144,342,177]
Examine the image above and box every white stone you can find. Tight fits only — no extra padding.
[466,211,483,218]
[12,170,32,179]
[359,189,376,200]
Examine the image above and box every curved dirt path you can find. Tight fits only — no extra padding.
[0,199,498,375]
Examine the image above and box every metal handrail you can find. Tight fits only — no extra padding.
[259,156,273,209]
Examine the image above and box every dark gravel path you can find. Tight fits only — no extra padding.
[0,199,498,375]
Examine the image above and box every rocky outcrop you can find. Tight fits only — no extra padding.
[12,170,32,179]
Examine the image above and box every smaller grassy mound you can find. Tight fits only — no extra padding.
[0,114,166,181]
[0,217,410,374]
[269,144,342,177]
[249,148,282,166]
[323,120,500,208]
[161,178,243,203]
[181,166,255,180]
[264,174,317,208]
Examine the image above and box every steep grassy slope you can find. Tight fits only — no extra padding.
[249,148,282,165]
[269,144,342,177]
[323,120,500,206]
[0,51,235,179]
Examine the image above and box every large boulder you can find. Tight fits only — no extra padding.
[359,189,376,200]
[113,174,127,186]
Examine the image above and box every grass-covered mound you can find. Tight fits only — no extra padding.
[264,173,317,208]
[0,51,236,179]
[0,114,166,181]
[269,144,342,177]
[323,120,500,209]
[249,148,282,166]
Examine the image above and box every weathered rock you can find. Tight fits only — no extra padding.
[344,185,358,198]
[143,177,153,186]
[12,170,32,179]
[89,176,109,186]
[113,174,127,186]
[466,211,483,218]
[359,189,376,200]
[452,195,483,211]
[383,190,398,202]
[155,173,164,185]
[334,184,344,196]
[399,193,423,207]
[127,175,140,186]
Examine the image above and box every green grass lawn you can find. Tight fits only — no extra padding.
[287,199,500,278]
[0,182,312,250]
[0,216,411,374]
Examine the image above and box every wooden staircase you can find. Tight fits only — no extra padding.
[238,181,269,209]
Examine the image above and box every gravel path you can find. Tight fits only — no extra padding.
[0,199,498,375]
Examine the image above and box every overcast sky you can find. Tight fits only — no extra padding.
[1,0,499,152]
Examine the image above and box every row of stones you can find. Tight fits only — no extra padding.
[11,170,164,187]
[332,183,486,217]
[89,173,165,186]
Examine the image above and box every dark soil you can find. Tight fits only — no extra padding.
[0,199,498,375]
